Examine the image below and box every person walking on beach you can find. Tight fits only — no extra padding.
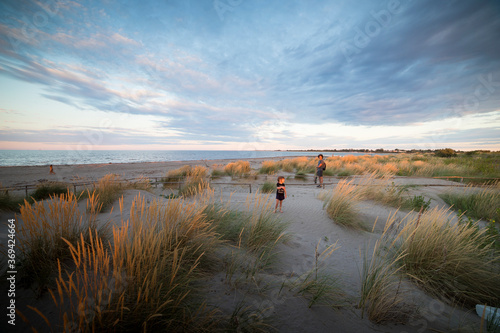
[316,154,326,188]
[49,165,55,174]
[275,176,287,213]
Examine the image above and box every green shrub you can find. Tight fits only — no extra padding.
[260,181,275,193]
[402,195,431,211]
[435,148,457,158]
[31,183,69,201]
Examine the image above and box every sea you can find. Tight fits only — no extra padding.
[0,150,381,167]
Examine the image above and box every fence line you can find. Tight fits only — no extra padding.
[3,175,487,196]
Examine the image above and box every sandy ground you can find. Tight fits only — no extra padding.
[0,158,483,332]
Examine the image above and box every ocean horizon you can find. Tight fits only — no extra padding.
[0,150,385,167]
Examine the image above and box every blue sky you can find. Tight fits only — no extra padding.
[0,0,499,151]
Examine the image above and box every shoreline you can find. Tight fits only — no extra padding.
[0,156,295,188]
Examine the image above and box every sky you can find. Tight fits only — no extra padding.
[0,0,499,151]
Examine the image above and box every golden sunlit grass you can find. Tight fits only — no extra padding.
[259,160,280,174]
[18,188,289,332]
[163,165,193,182]
[79,174,125,212]
[51,193,220,332]
[16,192,107,292]
[224,160,251,177]
[178,166,210,197]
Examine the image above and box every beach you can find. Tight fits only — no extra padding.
[0,156,488,332]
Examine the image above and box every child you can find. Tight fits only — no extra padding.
[316,154,326,187]
[275,176,287,213]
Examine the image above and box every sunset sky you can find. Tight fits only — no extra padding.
[0,0,499,151]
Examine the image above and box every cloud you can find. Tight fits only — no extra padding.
[0,0,499,150]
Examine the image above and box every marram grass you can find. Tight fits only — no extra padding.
[383,207,500,307]
[50,193,220,332]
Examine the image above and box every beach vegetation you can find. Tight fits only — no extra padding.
[259,160,280,174]
[0,190,25,211]
[162,164,193,182]
[289,240,343,308]
[178,166,210,197]
[359,234,407,324]
[84,174,124,212]
[435,148,457,158]
[320,179,366,230]
[260,181,275,193]
[384,207,500,307]
[0,182,71,212]
[210,164,226,178]
[224,160,252,178]
[50,193,220,332]
[15,192,107,293]
[440,183,500,222]
[30,182,70,201]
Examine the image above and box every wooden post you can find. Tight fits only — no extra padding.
[25,185,28,197]
[249,184,252,193]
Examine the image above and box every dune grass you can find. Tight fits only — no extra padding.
[360,207,500,325]
[224,160,252,178]
[178,166,210,197]
[440,183,500,222]
[162,164,193,182]
[0,191,25,211]
[320,179,366,230]
[78,174,124,212]
[259,160,280,175]
[385,207,500,307]
[359,235,407,324]
[16,192,107,292]
[50,193,220,332]
[289,240,342,308]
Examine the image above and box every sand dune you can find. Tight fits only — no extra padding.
[0,157,487,332]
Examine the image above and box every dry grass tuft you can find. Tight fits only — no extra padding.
[51,193,220,332]
[224,160,252,177]
[320,179,366,230]
[381,207,500,308]
[16,192,107,291]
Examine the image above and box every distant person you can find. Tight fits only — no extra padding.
[316,154,326,188]
[49,165,55,174]
[275,176,287,213]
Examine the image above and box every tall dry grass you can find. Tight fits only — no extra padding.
[163,165,193,182]
[320,179,366,230]
[50,193,219,332]
[178,166,210,197]
[16,192,106,291]
[84,174,124,212]
[224,160,251,177]
[384,207,500,307]
[359,222,407,323]
[259,160,280,174]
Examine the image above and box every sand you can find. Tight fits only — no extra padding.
[0,157,483,332]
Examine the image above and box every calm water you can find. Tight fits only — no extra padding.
[0,150,379,167]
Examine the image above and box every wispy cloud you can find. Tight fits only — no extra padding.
[0,0,499,150]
